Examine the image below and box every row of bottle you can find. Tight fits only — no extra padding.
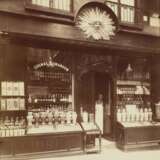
[117,95,144,105]
[30,71,71,82]
[0,116,26,137]
[117,86,150,95]
[28,94,72,103]
[117,87,136,95]
[29,104,73,113]
[27,110,77,128]
[117,108,153,122]
[80,107,94,123]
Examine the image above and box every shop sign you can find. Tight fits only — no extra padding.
[34,60,69,72]
[76,6,116,40]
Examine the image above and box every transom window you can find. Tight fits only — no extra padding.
[105,0,135,24]
[31,0,71,12]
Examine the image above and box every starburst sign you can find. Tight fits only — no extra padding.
[77,7,116,40]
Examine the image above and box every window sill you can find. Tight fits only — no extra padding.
[25,3,74,21]
[120,22,143,31]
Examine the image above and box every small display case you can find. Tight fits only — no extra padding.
[80,122,101,153]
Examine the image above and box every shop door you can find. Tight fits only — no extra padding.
[94,72,112,136]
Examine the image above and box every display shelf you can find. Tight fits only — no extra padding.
[0,95,25,98]
[28,101,71,106]
[80,122,101,153]
[0,110,26,112]
[27,123,82,135]
[116,122,160,151]
[117,80,150,86]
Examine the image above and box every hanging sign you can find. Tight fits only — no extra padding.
[33,61,69,72]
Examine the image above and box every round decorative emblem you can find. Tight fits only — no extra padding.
[76,7,116,40]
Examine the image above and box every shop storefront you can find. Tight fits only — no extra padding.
[0,0,160,158]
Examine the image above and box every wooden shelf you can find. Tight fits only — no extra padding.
[117,80,150,86]
[0,110,26,112]
[28,101,71,106]
[0,96,25,98]
[117,93,151,95]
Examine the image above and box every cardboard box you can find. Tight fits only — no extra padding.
[13,82,19,96]
[13,99,20,110]
[19,98,25,110]
[1,99,6,110]
[7,99,14,110]
[1,82,7,96]
[6,82,13,96]
[19,82,24,96]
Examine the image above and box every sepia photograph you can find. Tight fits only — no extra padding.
[0,0,160,160]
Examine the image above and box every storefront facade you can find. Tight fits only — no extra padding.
[0,0,160,157]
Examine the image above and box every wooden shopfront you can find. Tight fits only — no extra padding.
[0,0,160,158]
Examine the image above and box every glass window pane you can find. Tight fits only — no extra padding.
[106,2,118,16]
[31,0,71,11]
[150,14,160,27]
[121,6,135,23]
[121,0,135,6]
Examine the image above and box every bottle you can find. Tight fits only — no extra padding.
[121,109,126,122]
[140,108,144,122]
[45,114,49,125]
[144,108,149,122]
[148,108,152,121]
[58,113,61,124]
[117,109,121,122]
[38,113,43,125]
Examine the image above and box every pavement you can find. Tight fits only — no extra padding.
[34,138,160,160]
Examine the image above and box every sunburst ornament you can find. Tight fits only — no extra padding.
[76,7,116,40]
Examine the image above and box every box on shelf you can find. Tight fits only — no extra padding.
[19,98,25,110]
[19,82,25,96]
[13,82,19,96]
[7,82,13,96]
[1,81,7,96]
[1,99,6,110]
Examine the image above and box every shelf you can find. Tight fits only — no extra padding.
[0,96,25,98]
[117,80,150,86]
[28,80,70,86]
[28,101,71,106]
[0,110,26,112]
[117,93,150,96]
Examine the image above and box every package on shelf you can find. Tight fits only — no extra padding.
[19,82,25,96]
[6,82,13,96]
[19,98,25,110]
[1,99,6,110]
[13,82,19,96]
[6,98,14,110]
[13,98,20,110]
[1,81,7,96]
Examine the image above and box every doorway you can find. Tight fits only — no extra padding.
[94,72,112,137]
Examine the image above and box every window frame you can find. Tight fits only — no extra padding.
[25,0,74,20]
[105,0,142,29]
